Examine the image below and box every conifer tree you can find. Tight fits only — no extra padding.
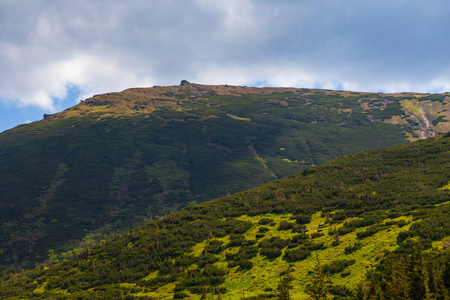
[438,251,450,300]
[277,266,292,300]
[384,255,409,300]
[443,252,450,290]
[434,277,450,300]
[306,253,328,300]
[426,253,437,297]
[352,275,366,300]
[407,245,427,300]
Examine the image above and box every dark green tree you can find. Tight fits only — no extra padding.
[407,245,427,300]
[443,252,450,290]
[352,274,367,300]
[384,255,409,300]
[277,266,293,300]
[306,253,328,300]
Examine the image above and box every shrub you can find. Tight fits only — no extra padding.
[287,233,309,248]
[239,246,258,259]
[228,234,247,247]
[258,226,270,233]
[296,214,311,225]
[344,242,362,254]
[356,225,380,239]
[238,259,253,270]
[277,221,295,231]
[329,284,353,297]
[322,259,356,274]
[260,248,282,259]
[259,218,274,225]
[258,236,288,249]
[310,232,324,239]
[173,292,189,299]
[284,246,311,262]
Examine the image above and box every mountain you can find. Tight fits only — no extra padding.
[1,82,450,273]
[2,131,450,299]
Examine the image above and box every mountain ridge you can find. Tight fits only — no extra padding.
[36,82,450,141]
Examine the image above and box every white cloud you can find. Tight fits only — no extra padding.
[196,0,255,38]
[1,0,450,113]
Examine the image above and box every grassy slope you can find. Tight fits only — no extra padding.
[1,83,450,273]
[1,133,450,299]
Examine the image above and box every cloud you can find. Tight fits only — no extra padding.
[1,0,450,111]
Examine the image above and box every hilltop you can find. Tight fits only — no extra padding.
[46,82,450,140]
[1,82,450,273]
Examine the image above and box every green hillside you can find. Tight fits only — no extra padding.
[1,82,450,273]
[1,132,450,299]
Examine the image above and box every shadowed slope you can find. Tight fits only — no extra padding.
[1,132,450,298]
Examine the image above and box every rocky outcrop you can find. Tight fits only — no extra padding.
[412,111,436,139]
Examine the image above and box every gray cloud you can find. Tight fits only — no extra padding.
[1,0,450,111]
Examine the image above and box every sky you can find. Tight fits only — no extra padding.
[1,0,450,133]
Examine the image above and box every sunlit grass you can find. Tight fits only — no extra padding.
[155,212,424,299]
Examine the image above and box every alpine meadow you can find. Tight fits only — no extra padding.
[1,82,450,299]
